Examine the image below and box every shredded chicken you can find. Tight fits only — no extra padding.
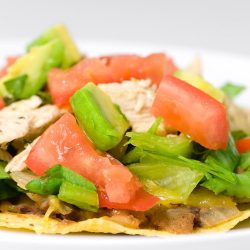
[5,138,39,172]
[225,97,250,133]
[10,170,38,189]
[0,96,62,147]
[185,56,202,75]
[99,79,161,132]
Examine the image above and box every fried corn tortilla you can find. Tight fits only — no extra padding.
[1,24,250,237]
[0,210,250,235]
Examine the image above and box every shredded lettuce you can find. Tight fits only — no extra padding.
[238,152,250,171]
[202,171,250,198]
[232,130,249,140]
[204,134,239,172]
[0,161,20,200]
[129,160,203,204]
[126,132,193,158]
[221,82,245,98]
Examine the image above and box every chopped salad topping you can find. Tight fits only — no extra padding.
[0,24,250,234]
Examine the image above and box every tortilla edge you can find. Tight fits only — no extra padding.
[0,209,250,236]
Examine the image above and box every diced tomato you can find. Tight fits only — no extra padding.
[236,137,250,153]
[48,58,113,108]
[151,75,229,150]
[26,113,158,210]
[48,53,177,108]
[105,53,177,84]
[0,56,19,78]
[0,98,5,109]
[99,190,160,212]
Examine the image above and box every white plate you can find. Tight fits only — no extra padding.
[0,39,250,250]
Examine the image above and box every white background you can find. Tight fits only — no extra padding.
[0,0,249,56]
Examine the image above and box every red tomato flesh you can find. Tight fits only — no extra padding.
[236,137,250,153]
[104,53,177,84]
[99,190,159,211]
[151,75,229,150]
[48,58,113,108]
[26,113,158,210]
[0,98,5,109]
[48,53,177,108]
[0,56,19,78]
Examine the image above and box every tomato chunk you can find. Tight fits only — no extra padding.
[151,76,228,149]
[26,113,158,210]
[99,190,160,212]
[48,58,113,108]
[0,98,5,109]
[236,137,250,153]
[106,53,177,84]
[48,53,177,108]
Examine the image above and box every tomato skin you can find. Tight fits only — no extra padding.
[98,190,159,211]
[0,56,19,78]
[151,76,228,150]
[26,113,147,206]
[236,137,250,153]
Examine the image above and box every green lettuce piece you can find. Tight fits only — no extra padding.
[142,153,236,184]
[0,162,20,200]
[0,161,9,180]
[126,132,193,158]
[27,24,81,68]
[221,82,245,99]
[201,138,250,198]
[108,136,129,160]
[128,159,203,204]
[239,152,250,171]
[121,118,164,164]
[0,39,64,98]
[147,117,163,134]
[70,83,130,151]
[204,134,239,172]
[121,147,143,165]
[202,171,250,198]
[4,75,27,100]
[232,130,249,140]
[26,165,98,211]
[174,70,224,102]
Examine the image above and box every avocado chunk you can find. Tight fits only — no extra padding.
[70,82,130,151]
[0,39,64,98]
[27,24,81,68]
[174,70,224,102]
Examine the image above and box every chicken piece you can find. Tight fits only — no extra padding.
[148,205,199,234]
[99,79,163,132]
[225,97,250,133]
[0,96,62,147]
[10,170,38,189]
[5,138,39,172]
